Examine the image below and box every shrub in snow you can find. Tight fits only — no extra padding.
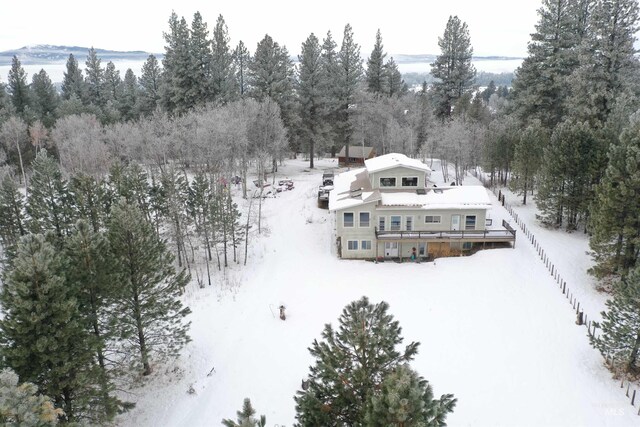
[0,368,62,426]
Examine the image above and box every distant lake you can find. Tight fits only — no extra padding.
[0,58,522,84]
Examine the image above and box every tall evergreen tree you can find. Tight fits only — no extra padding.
[27,150,74,238]
[189,11,212,105]
[591,266,640,373]
[298,33,324,168]
[7,55,30,117]
[233,41,251,97]
[511,0,583,129]
[248,34,297,150]
[536,120,604,230]
[103,61,122,104]
[295,297,420,426]
[0,234,107,423]
[569,0,640,126]
[367,364,457,427]
[120,68,139,121]
[366,29,387,95]
[319,31,341,155]
[162,12,193,113]
[0,174,26,259]
[139,54,162,116]
[61,53,86,102]
[385,57,406,97]
[30,69,59,128]
[431,16,476,119]
[85,47,106,107]
[509,122,547,205]
[336,24,363,160]
[210,14,238,103]
[589,119,640,277]
[107,200,191,375]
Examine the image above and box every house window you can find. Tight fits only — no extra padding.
[465,215,476,230]
[380,177,396,187]
[347,240,358,250]
[424,215,441,224]
[402,177,418,186]
[418,242,426,256]
[405,216,413,231]
[359,212,370,227]
[343,212,354,227]
[361,240,372,250]
[463,242,473,250]
[378,216,386,231]
[390,215,402,231]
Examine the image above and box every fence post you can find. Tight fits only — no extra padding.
[633,389,637,406]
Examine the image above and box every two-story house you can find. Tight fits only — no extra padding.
[328,153,516,260]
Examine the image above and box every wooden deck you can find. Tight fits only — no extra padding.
[375,219,516,244]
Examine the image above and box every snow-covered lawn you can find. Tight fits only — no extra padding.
[118,159,637,427]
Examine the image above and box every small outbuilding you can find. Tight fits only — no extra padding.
[337,145,376,167]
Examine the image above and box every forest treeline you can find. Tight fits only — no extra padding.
[1,0,640,422]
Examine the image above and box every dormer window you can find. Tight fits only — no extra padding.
[380,177,396,187]
[401,177,418,187]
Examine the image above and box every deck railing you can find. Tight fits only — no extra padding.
[374,219,516,241]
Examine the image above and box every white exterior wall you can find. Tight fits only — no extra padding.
[336,205,488,259]
[336,202,378,259]
[369,166,428,190]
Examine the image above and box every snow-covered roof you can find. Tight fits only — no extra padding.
[364,153,432,174]
[337,145,375,158]
[379,186,492,210]
[329,162,490,212]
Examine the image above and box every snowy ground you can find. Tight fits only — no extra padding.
[118,158,638,427]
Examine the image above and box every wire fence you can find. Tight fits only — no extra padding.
[471,170,640,416]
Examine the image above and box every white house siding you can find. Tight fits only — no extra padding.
[336,202,378,259]
[336,205,488,259]
[369,167,429,191]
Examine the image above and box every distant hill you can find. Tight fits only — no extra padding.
[0,45,162,65]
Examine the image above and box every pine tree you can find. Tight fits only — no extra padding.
[509,122,547,205]
[0,234,107,423]
[248,34,297,150]
[233,41,251,97]
[222,398,266,427]
[65,220,130,417]
[431,16,476,119]
[107,163,152,221]
[298,33,324,168]
[0,368,62,426]
[162,13,193,113]
[570,0,640,126]
[385,57,406,97]
[107,200,191,375]
[7,55,30,117]
[61,54,86,102]
[139,54,162,116]
[0,174,26,259]
[591,266,640,373]
[366,29,387,95]
[295,296,420,426]
[210,14,238,103]
[511,0,582,129]
[319,31,341,155]
[119,68,139,121]
[189,11,212,105]
[367,364,457,427]
[85,47,106,107]
[103,61,123,108]
[336,24,363,161]
[27,150,74,238]
[589,119,640,277]
[30,70,59,128]
[536,120,604,229]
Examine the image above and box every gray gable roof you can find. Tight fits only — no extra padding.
[337,145,375,158]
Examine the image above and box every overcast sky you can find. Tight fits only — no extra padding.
[0,0,543,57]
